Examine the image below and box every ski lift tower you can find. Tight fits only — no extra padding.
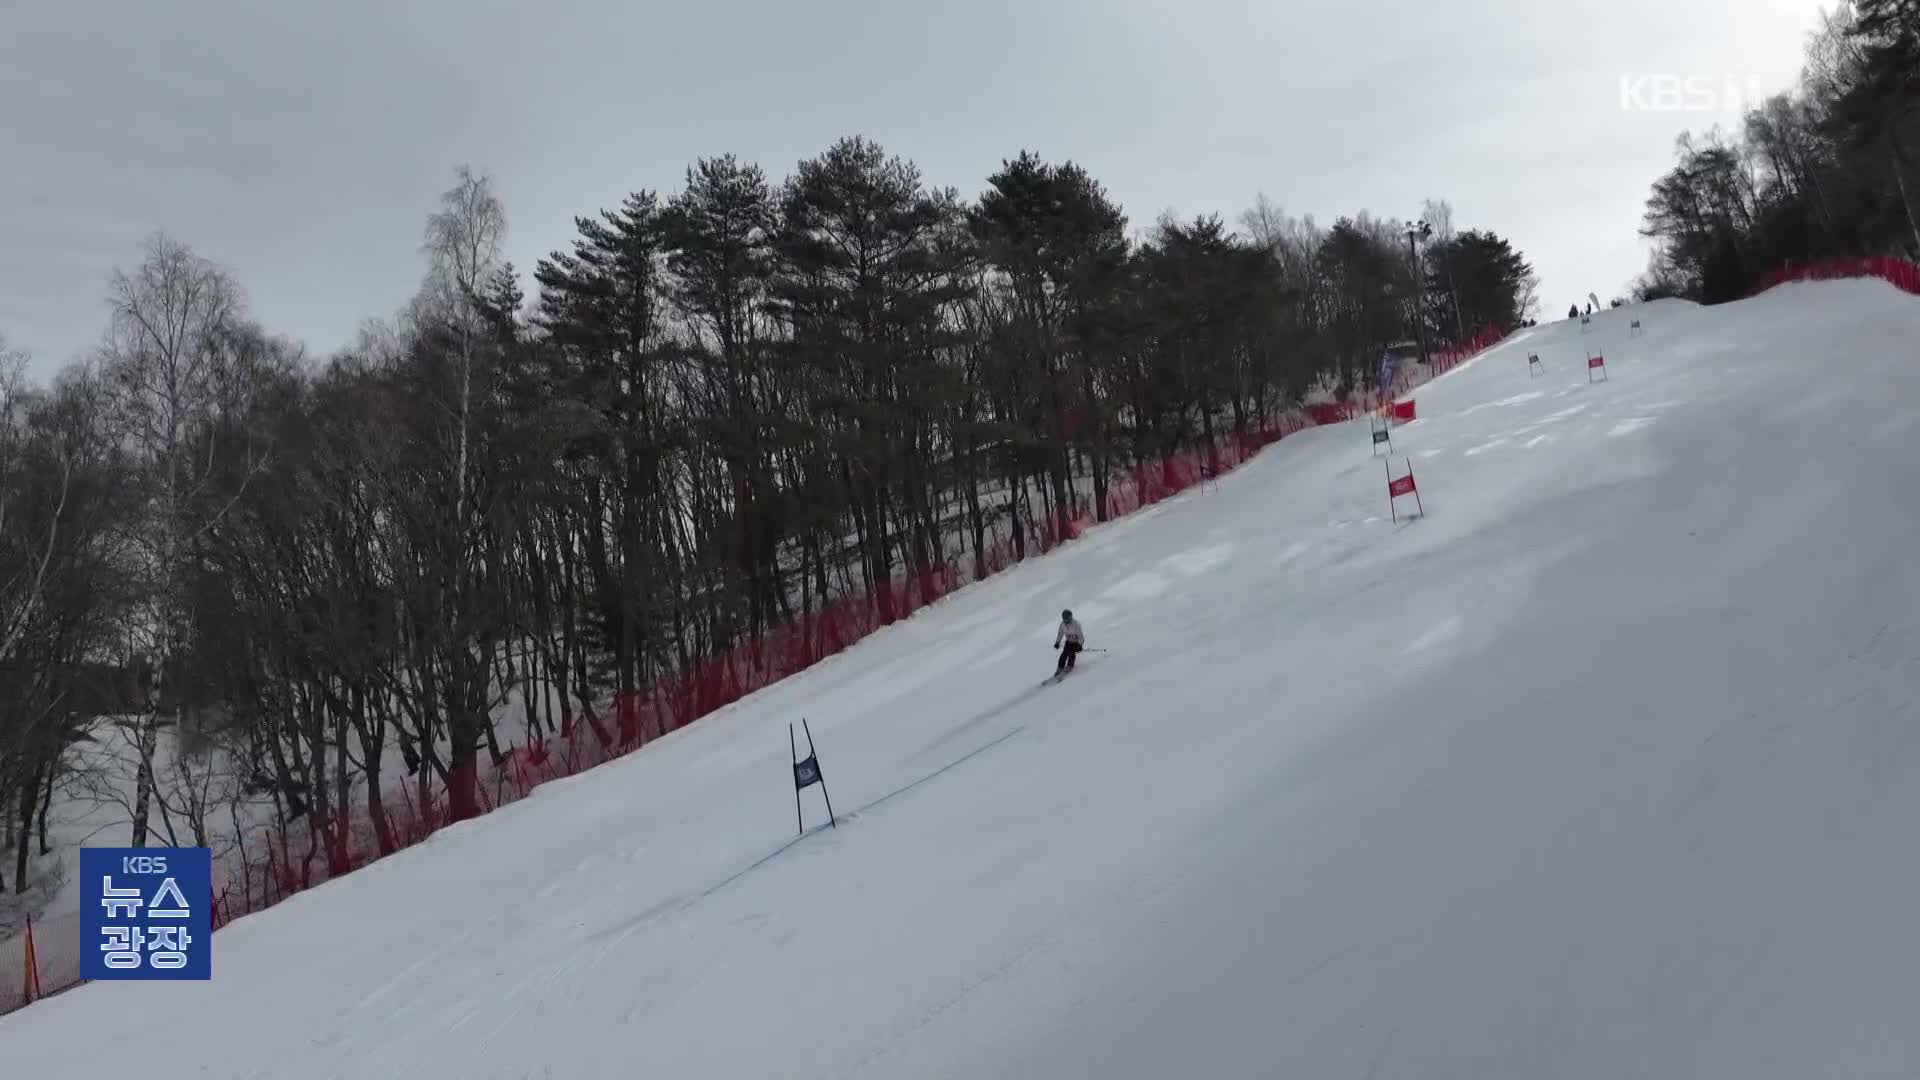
[1404,219,1434,366]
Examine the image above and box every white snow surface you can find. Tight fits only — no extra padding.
[6,280,1920,1077]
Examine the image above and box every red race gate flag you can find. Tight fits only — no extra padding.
[1385,458,1424,522]
[1588,352,1608,382]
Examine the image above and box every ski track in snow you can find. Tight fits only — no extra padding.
[8,283,1920,1079]
[1103,570,1172,602]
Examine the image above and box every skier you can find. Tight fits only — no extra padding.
[1053,609,1085,676]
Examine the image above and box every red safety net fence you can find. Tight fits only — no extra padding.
[1751,256,1920,298]
[2,321,1513,1017]
[1426,324,1509,376]
[1300,324,1508,426]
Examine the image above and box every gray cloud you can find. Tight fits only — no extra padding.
[0,0,1827,375]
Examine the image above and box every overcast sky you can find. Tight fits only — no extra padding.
[1,0,1831,378]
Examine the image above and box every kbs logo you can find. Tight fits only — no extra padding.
[80,846,212,981]
[1618,73,1767,113]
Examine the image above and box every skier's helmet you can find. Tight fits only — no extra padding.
[1061,609,1072,621]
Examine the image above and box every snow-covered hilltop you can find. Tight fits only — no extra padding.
[5,278,1920,1079]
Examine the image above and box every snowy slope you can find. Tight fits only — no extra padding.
[5,280,1920,1079]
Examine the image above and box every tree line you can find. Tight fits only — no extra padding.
[1637,0,1920,302]
[0,138,1534,892]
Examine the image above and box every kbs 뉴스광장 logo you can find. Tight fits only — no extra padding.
[79,847,212,981]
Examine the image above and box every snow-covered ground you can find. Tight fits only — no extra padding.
[4,720,225,935]
[5,279,1920,1078]
[1,645,569,943]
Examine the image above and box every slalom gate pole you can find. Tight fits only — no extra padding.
[1386,456,1396,524]
[789,723,803,835]
[803,718,836,827]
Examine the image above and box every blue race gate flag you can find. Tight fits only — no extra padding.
[80,847,212,981]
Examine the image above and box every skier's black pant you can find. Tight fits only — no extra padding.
[1056,642,1082,673]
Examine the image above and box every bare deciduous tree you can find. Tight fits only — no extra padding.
[398,166,514,821]
[0,351,125,897]
[99,233,271,847]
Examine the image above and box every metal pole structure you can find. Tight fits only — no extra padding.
[1406,220,1433,368]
